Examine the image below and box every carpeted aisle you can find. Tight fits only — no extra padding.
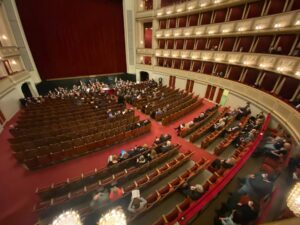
[0,99,216,225]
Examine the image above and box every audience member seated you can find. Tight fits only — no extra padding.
[264,142,291,160]
[107,154,118,166]
[193,112,206,123]
[236,102,251,120]
[127,190,147,213]
[179,182,205,200]
[157,140,172,153]
[222,123,242,137]
[213,117,228,131]
[136,155,147,166]
[215,195,259,225]
[90,187,109,209]
[109,185,123,201]
[237,172,276,201]
[210,158,237,172]
[147,149,158,161]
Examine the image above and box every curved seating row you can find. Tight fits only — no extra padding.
[23,122,151,170]
[161,97,203,125]
[189,107,229,142]
[34,145,181,217]
[213,115,251,155]
[179,105,219,137]
[200,114,236,148]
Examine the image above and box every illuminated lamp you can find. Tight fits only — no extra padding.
[50,210,82,225]
[287,183,300,217]
[98,207,127,225]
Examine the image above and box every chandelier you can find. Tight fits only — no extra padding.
[98,207,127,225]
[287,182,300,217]
[50,210,82,225]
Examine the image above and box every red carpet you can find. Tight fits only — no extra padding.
[0,100,215,225]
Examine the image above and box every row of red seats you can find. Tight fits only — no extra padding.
[34,145,181,218]
[162,97,203,125]
[189,107,229,142]
[23,122,151,170]
[155,94,196,120]
[128,157,209,223]
[214,115,251,155]
[153,141,259,225]
[72,151,194,222]
[10,112,134,146]
[201,115,236,148]
[178,106,219,137]
[15,103,124,129]
[35,141,176,200]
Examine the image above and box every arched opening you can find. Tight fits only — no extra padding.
[21,82,33,98]
[140,71,149,81]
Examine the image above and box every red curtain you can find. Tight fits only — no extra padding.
[16,0,126,80]
[144,23,152,49]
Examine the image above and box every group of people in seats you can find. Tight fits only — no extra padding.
[20,96,45,107]
[210,157,237,171]
[174,104,218,135]
[231,111,265,148]
[90,182,124,208]
[47,80,110,99]
[252,133,292,160]
[115,79,159,105]
[215,171,277,225]
[107,134,171,167]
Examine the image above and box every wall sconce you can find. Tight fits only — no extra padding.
[208,30,215,34]
[229,59,236,63]
[255,25,264,30]
[11,60,17,65]
[184,32,190,36]
[200,3,207,7]
[295,71,300,77]
[259,63,267,68]
[196,31,202,35]
[191,55,198,59]
[295,20,300,26]
[176,8,183,12]
[157,12,163,16]
[238,27,245,32]
[1,35,8,40]
[174,33,180,37]
[166,11,172,15]
[181,55,187,58]
[214,0,221,4]
[274,23,282,28]
[188,6,195,10]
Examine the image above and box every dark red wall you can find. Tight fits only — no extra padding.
[16,0,126,80]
